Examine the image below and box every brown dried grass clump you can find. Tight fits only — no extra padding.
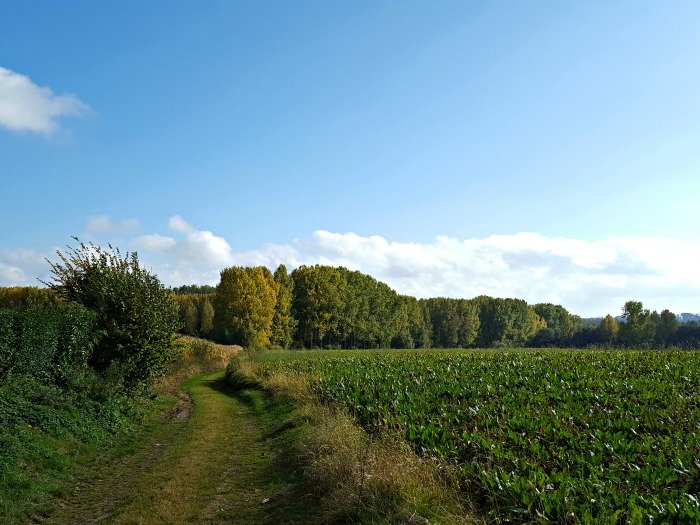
[263,371,314,403]
[295,407,478,525]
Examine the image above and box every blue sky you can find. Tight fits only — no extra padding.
[1,1,699,316]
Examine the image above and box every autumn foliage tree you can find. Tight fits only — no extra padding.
[213,266,279,348]
[270,264,296,349]
[598,314,620,344]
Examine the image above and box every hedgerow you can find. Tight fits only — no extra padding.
[0,304,98,384]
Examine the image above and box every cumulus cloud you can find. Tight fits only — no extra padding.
[168,215,194,234]
[5,217,699,317]
[0,66,92,134]
[165,215,235,267]
[86,215,141,234]
[132,234,177,251]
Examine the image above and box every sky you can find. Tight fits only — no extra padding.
[1,1,699,317]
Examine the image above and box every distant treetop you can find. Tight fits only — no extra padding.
[171,284,216,295]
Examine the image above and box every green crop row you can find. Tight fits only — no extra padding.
[253,349,700,523]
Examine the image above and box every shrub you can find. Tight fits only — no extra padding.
[46,240,180,390]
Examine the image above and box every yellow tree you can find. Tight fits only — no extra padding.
[270,264,296,349]
[598,314,620,344]
[213,266,279,348]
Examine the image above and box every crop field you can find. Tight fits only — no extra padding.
[254,349,700,523]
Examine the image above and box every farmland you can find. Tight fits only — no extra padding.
[252,349,700,523]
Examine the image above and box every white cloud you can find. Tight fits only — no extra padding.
[165,215,235,267]
[132,234,177,251]
[6,218,699,317]
[301,231,700,316]
[168,215,195,234]
[0,66,92,134]
[86,215,141,234]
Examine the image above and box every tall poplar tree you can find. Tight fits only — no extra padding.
[476,297,545,347]
[291,265,345,348]
[183,299,198,335]
[533,303,581,346]
[270,264,296,348]
[213,266,279,348]
[199,297,214,335]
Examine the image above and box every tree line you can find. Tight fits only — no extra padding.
[173,264,700,349]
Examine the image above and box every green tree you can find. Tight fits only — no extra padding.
[654,309,678,346]
[213,266,279,348]
[270,264,297,348]
[619,300,655,348]
[291,265,346,348]
[46,241,180,389]
[415,300,433,348]
[424,298,459,347]
[389,295,431,349]
[476,297,545,347]
[171,284,216,295]
[423,298,479,348]
[533,303,580,346]
[290,265,407,349]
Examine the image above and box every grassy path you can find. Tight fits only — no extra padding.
[46,370,318,525]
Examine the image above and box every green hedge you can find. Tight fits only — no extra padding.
[0,305,99,382]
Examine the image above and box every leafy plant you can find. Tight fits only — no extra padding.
[0,304,98,384]
[46,239,180,390]
[253,349,700,523]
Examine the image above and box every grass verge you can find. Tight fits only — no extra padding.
[226,353,480,525]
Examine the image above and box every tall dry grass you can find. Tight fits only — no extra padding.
[229,353,481,525]
[156,336,242,394]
